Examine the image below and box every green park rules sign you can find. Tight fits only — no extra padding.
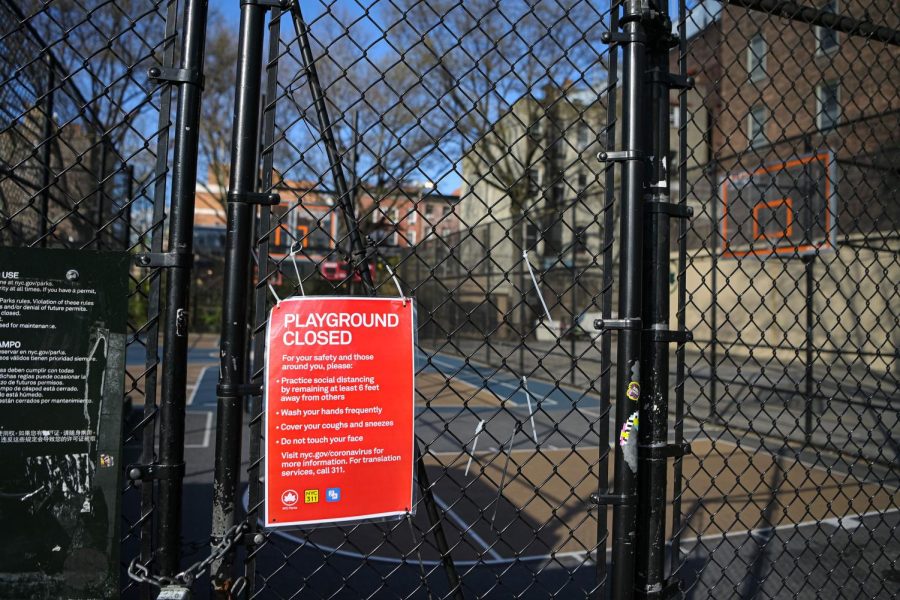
[0,247,129,599]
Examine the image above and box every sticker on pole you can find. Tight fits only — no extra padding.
[264,296,416,528]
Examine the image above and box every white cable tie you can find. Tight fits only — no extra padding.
[383,260,407,305]
[522,376,539,445]
[289,244,305,296]
[523,250,556,333]
[268,282,282,304]
[464,419,485,477]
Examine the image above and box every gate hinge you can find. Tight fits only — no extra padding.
[593,318,642,332]
[638,442,692,460]
[635,578,682,600]
[645,202,693,219]
[643,328,693,344]
[148,66,204,88]
[227,191,281,206]
[127,462,185,482]
[133,252,193,269]
[647,69,695,90]
[216,382,263,397]
[589,493,637,506]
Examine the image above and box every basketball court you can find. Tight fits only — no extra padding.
[259,436,898,566]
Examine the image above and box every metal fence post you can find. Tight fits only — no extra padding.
[38,55,54,247]
[606,0,648,597]
[634,0,685,595]
[289,6,463,596]
[155,0,209,579]
[211,0,269,594]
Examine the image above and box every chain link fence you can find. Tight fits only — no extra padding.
[0,0,897,598]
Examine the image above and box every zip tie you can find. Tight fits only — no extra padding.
[523,250,556,332]
[464,419,485,477]
[289,243,305,296]
[490,429,516,528]
[268,282,282,304]
[382,260,407,305]
[522,376,539,445]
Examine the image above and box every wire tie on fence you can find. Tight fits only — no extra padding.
[522,376,539,445]
[523,250,556,334]
[268,281,282,304]
[464,419,485,477]
[490,428,517,528]
[289,243,305,296]
[382,260,407,306]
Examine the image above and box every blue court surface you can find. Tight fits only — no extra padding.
[174,349,603,414]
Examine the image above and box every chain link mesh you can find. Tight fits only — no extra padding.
[1,1,178,598]
[1,0,897,598]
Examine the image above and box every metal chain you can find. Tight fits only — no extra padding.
[127,522,249,590]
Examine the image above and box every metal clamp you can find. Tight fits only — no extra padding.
[593,317,642,331]
[241,0,291,7]
[589,493,637,506]
[644,329,693,344]
[638,442,692,460]
[600,31,644,44]
[598,150,645,162]
[216,382,263,397]
[226,191,281,206]
[127,462,186,482]
[645,202,693,219]
[133,252,193,269]
[148,66,203,88]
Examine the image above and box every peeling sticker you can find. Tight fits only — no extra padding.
[619,411,639,472]
[99,453,114,468]
[619,412,639,445]
[626,381,641,401]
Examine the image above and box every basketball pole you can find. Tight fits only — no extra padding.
[803,253,815,445]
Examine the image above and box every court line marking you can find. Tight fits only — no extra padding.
[185,411,213,449]
[251,439,900,568]
[424,350,600,404]
[430,493,504,561]
[187,365,212,406]
[710,438,900,488]
[428,356,559,407]
[678,507,900,549]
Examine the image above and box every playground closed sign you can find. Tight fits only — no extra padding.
[264,297,416,528]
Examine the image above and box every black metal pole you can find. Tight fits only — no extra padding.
[38,57,54,248]
[289,6,462,597]
[570,197,577,386]
[289,4,373,288]
[635,2,675,594]
[211,0,266,594]
[710,163,719,423]
[803,254,815,444]
[124,165,134,250]
[608,0,648,597]
[156,0,208,579]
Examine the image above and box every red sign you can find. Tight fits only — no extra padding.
[264,297,416,527]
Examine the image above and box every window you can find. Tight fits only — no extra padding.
[747,105,767,147]
[669,105,680,129]
[407,230,417,245]
[576,122,590,148]
[747,34,767,81]
[816,81,840,129]
[816,0,839,53]
[407,208,417,224]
